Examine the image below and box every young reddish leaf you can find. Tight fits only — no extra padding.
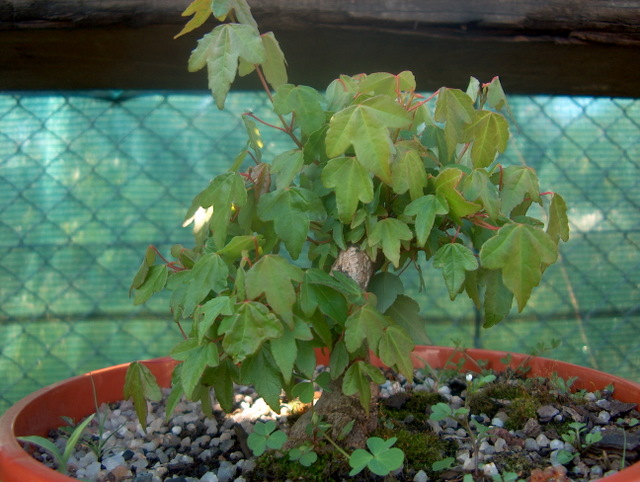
[220,301,284,362]
[124,362,162,429]
[433,243,479,300]
[368,218,413,268]
[463,111,510,168]
[321,157,374,223]
[175,0,212,39]
[480,224,558,311]
[326,95,412,185]
[405,194,449,247]
[500,165,541,215]
[257,187,325,259]
[245,254,303,325]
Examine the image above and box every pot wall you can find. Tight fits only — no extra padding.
[0,348,638,481]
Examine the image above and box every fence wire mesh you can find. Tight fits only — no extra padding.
[1,91,639,414]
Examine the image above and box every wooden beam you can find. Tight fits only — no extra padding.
[1,1,639,96]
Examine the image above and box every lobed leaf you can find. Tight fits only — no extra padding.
[322,156,374,223]
[480,223,558,311]
[433,243,479,300]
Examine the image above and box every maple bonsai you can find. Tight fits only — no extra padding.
[128,0,569,461]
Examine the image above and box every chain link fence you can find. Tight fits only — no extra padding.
[1,91,639,414]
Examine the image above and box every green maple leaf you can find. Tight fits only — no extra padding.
[368,218,413,268]
[260,32,287,89]
[271,149,304,189]
[326,95,412,185]
[184,172,248,249]
[322,157,374,223]
[133,264,168,305]
[500,165,541,215]
[273,84,325,136]
[405,194,449,247]
[463,111,510,168]
[481,269,514,328]
[344,299,389,353]
[175,0,212,39]
[547,193,570,243]
[240,350,283,410]
[433,243,479,300]
[257,187,325,259]
[434,168,481,221]
[124,362,162,430]
[434,88,476,154]
[391,149,428,201]
[269,329,297,384]
[181,252,229,317]
[170,339,219,398]
[189,23,265,109]
[463,169,501,221]
[245,254,303,326]
[343,361,386,412]
[368,272,404,313]
[480,224,558,311]
[194,296,233,341]
[384,295,430,344]
[211,0,258,28]
[220,301,284,362]
[357,71,416,97]
[378,325,414,380]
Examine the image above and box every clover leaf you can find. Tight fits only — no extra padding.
[348,436,404,476]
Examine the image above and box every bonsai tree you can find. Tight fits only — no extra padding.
[128,0,569,467]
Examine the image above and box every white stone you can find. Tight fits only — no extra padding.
[525,438,540,451]
[483,462,499,477]
[536,433,550,447]
[549,439,564,450]
[494,438,507,452]
[102,453,125,471]
[200,473,219,482]
[413,469,429,482]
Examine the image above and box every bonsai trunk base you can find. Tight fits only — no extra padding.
[285,378,378,451]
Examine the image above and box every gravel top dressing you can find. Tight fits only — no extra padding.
[22,366,640,482]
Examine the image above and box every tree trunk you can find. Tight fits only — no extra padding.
[287,246,377,450]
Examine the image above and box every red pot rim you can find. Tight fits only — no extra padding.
[0,347,638,481]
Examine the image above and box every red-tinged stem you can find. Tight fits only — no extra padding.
[540,191,555,196]
[451,225,462,243]
[407,91,438,112]
[243,112,288,133]
[254,65,304,149]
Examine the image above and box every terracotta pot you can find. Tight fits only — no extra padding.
[1,347,639,481]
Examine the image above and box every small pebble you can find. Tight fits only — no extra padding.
[413,469,428,482]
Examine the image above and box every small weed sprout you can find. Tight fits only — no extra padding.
[18,414,95,476]
[556,421,603,465]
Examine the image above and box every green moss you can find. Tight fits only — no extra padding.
[251,448,350,481]
[504,397,541,430]
[374,426,454,477]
